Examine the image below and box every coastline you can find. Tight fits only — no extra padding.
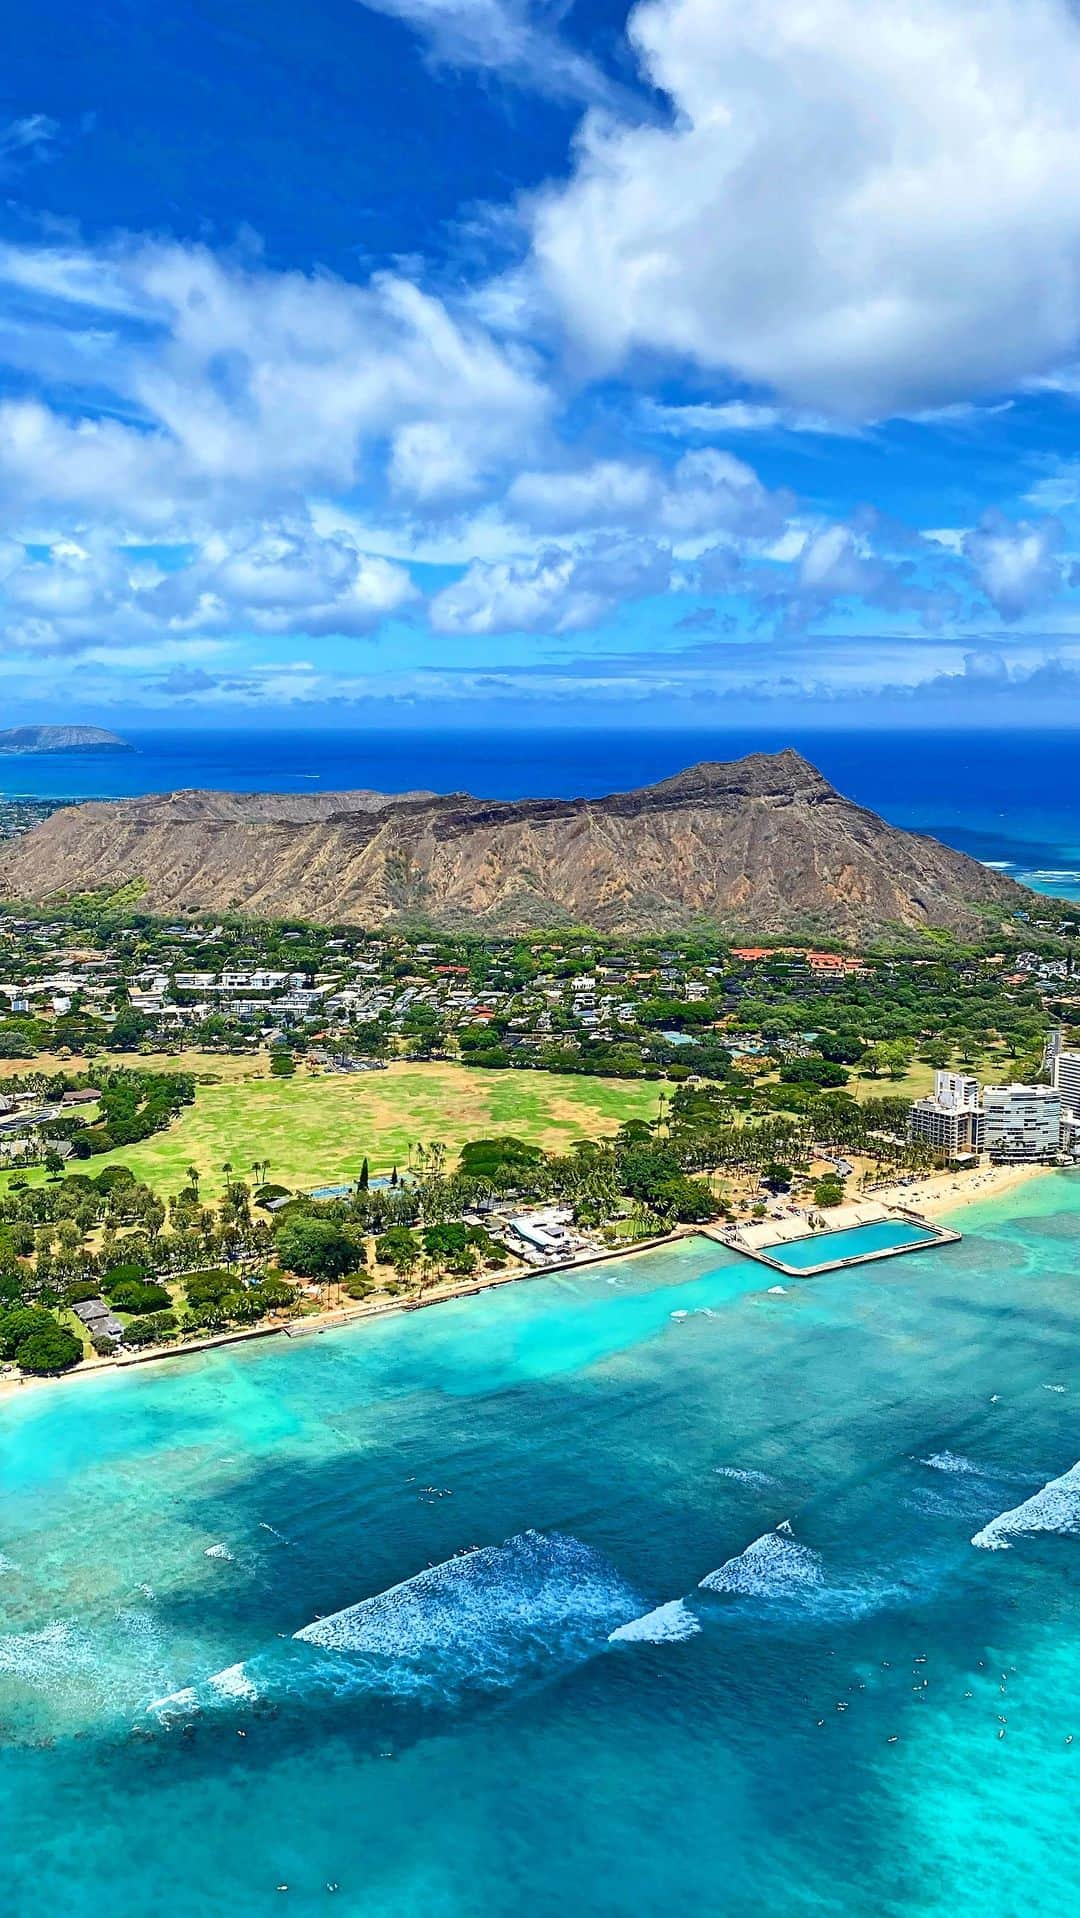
[0,1227,691,1406]
[867,1157,1055,1218]
[0,1159,1065,1407]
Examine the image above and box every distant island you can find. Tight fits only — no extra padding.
[0,725,133,756]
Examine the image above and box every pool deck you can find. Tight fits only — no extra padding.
[704,1200,961,1278]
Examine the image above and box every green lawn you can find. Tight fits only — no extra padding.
[852,1048,1015,1104]
[25,1063,664,1200]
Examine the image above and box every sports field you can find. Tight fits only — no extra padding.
[31,1061,663,1198]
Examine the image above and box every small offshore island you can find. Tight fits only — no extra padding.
[0,724,133,756]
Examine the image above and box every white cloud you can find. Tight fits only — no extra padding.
[388,421,485,501]
[964,513,1064,621]
[429,535,671,633]
[506,448,788,544]
[1023,461,1080,513]
[158,524,418,637]
[655,449,787,542]
[0,113,58,177]
[530,0,1080,418]
[0,520,416,654]
[0,240,549,533]
[746,514,964,633]
[354,0,623,105]
[508,458,659,529]
[642,399,841,437]
[0,401,178,527]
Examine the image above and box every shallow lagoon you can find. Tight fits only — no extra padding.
[1,1188,1077,1918]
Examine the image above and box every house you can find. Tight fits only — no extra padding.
[72,1298,125,1344]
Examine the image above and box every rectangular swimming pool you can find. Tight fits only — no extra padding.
[749,1219,945,1274]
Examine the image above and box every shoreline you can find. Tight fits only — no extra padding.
[0,1228,691,1405]
[0,1159,1066,1406]
[865,1157,1056,1218]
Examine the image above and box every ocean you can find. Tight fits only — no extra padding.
[1,1177,1076,1918]
[2,725,1080,898]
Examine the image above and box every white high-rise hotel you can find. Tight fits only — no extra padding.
[909,1071,1063,1162]
[1051,1049,1080,1118]
[908,1071,984,1156]
[981,1085,1061,1160]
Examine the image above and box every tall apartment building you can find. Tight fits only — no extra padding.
[1051,1050,1080,1117]
[908,1070,984,1158]
[934,1071,980,1111]
[981,1085,1061,1161]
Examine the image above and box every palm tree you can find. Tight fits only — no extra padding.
[187,1165,200,1198]
[222,1160,234,1196]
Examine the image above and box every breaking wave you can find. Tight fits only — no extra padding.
[0,1620,94,1690]
[971,1461,1080,1551]
[696,1523,908,1625]
[293,1531,639,1700]
[207,1662,260,1703]
[699,1528,824,1598]
[921,1451,986,1476]
[204,1543,234,1561]
[609,1599,700,1645]
[149,1532,645,1724]
[145,1685,199,1725]
[714,1466,778,1487]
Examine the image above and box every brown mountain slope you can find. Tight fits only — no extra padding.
[0,750,1031,937]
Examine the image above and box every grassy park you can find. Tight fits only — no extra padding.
[11,1060,664,1198]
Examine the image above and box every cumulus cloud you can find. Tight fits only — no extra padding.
[964,512,1065,621]
[530,0,1080,418]
[0,239,548,532]
[429,535,671,633]
[0,521,416,655]
[767,516,962,632]
[507,448,789,543]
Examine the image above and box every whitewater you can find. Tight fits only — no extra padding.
[0,1189,1076,1918]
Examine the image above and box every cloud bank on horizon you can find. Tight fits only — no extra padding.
[3,0,1080,725]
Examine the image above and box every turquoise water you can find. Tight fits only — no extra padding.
[766,1220,942,1270]
[1,1185,1077,1917]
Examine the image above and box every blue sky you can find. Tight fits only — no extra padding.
[4,0,1080,729]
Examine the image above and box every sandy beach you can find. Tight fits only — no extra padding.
[868,1158,1056,1218]
[0,1228,688,1404]
[0,1160,1068,1402]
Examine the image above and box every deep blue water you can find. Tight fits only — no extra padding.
[2,726,1079,898]
[1,1184,1077,1918]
